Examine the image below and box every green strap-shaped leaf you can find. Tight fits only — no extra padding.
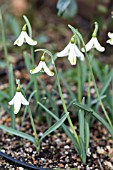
[39,111,69,145]
[0,125,36,144]
[84,113,90,153]
[79,98,85,144]
[74,102,113,138]
[38,101,80,155]
[73,101,92,112]
[80,137,86,165]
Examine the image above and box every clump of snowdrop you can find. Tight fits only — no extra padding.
[14,24,37,46]
[106,32,113,45]
[9,80,29,114]
[30,54,54,76]
[57,36,84,65]
[81,22,105,52]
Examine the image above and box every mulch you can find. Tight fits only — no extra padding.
[0,113,113,170]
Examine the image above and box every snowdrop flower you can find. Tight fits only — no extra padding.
[9,84,29,114]
[30,55,54,76]
[57,36,84,65]
[81,22,105,52]
[14,24,37,46]
[106,32,113,45]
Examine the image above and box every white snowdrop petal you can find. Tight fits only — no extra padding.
[82,38,94,52]
[43,62,54,76]
[57,43,70,57]
[20,93,29,105]
[74,45,84,61]
[68,55,76,65]
[30,61,43,74]
[108,32,113,38]
[94,38,105,52]
[13,93,22,114]
[24,32,37,46]
[14,32,24,46]
[9,98,15,105]
[14,101,21,114]
[68,44,76,65]
[106,39,113,45]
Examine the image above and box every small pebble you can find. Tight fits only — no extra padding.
[64,145,70,149]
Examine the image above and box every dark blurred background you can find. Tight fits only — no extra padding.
[0,0,113,66]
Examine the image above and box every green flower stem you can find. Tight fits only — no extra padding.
[87,50,94,107]
[31,47,35,66]
[23,15,39,104]
[10,107,16,129]
[0,10,10,68]
[91,68,113,128]
[0,11,16,128]
[77,60,82,102]
[92,22,98,37]
[75,31,113,128]
[87,70,91,106]
[35,49,80,145]
[31,47,39,103]
[28,106,39,148]
[9,65,16,129]
[53,61,80,145]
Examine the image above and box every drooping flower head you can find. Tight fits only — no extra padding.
[9,80,29,114]
[81,22,105,52]
[30,54,54,76]
[106,32,113,45]
[14,24,37,46]
[57,35,84,65]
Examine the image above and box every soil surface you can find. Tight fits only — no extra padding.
[0,113,113,170]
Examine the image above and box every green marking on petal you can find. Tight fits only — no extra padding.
[24,38,26,42]
[110,38,113,43]
[14,108,17,112]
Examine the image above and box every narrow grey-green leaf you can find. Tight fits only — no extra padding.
[39,111,69,144]
[80,137,86,165]
[73,101,92,112]
[0,125,35,144]
[79,98,85,144]
[38,101,80,155]
[84,114,90,153]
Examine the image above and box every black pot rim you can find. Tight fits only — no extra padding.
[0,151,50,170]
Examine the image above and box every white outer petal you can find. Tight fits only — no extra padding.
[24,32,37,46]
[30,61,43,74]
[94,38,105,52]
[108,32,113,38]
[82,38,94,52]
[42,62,54,76]
[68,44,76,65]
[57,43,70,57]
[14,32,25,46]
[106,39,113,45]
[74,45,84,61]
[9,96,16,105]
[13,92,22,114]
[20,93,29,105]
